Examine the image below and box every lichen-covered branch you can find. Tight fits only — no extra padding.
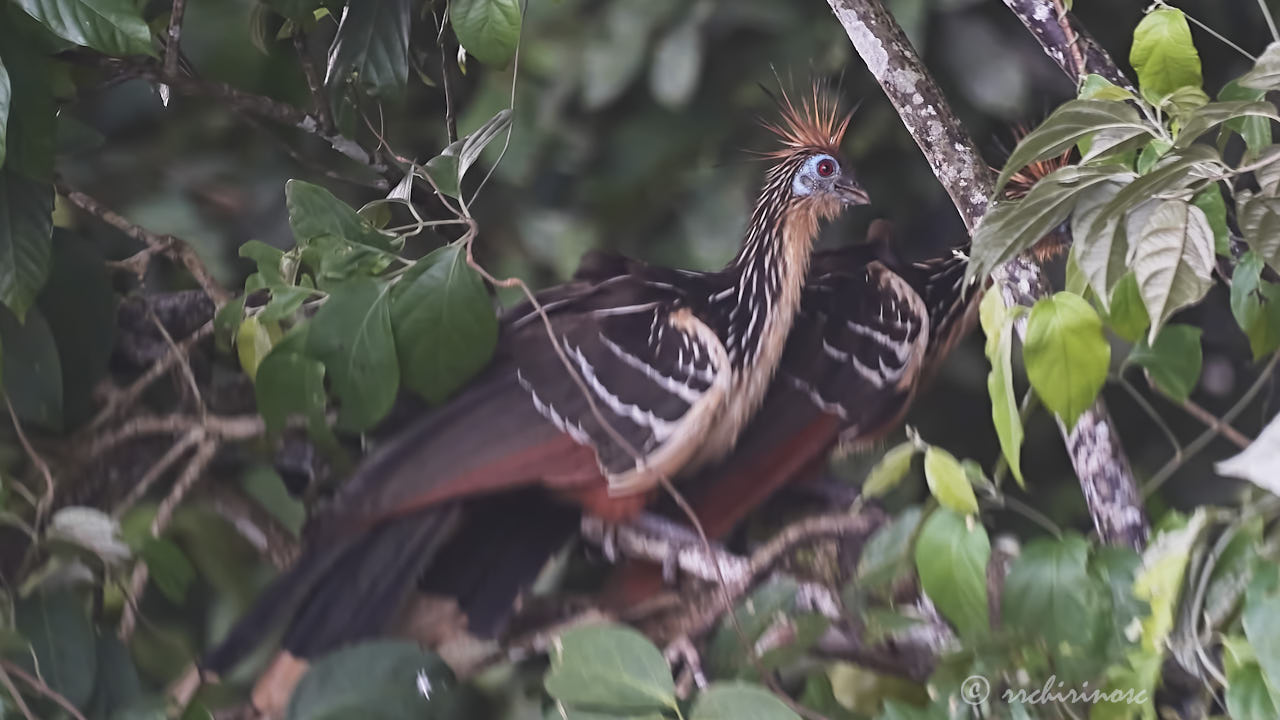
[1002,0,1137,93]
[825,0,1149,549]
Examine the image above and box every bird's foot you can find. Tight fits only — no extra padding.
[664,635,708,698]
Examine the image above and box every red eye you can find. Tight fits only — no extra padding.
[817,158,836,177]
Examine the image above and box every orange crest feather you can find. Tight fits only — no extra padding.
[761,83,853,159]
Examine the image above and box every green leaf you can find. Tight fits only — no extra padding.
[979,290,1023,486]
[305,277,398,431]
[1220,80,1273,159]
[1071,178,1131,307]
[1243,586,1280,703]
[1130,8,1202,100]
[1130,200,1215,342]
[923,445,978,515]
[1106,271,1151,343]
[287,640,455,720]
[0,304,63,430]
[707,579,802,677]
[855,506,924,593]
[1239,192,1280,270]
[1239,41,1280,91]
[37,231,116,427]
[914,507,990,640]
[0,55,10,168]
[457,109,513,186]
[1175,100,1279,148]
[0,20,55,181]
[994,100,1150,193]
[255,351,328,433]
[420,148,461,198]
[14,589,96,709]
[265,0,322,22]
[545,624,677,713]
[451,0,521,66]
[1127,324,1202,403]
[861,442,916,499]
[84,634,145,719]
[238,240,285,285]
[1002,534,1099,649]
[1078,73,1135,102]
[690,683,800,720]
[285,180,397,252]
[391,244,497,405]
[259,286,313,324]
[236,315,274,381]
[241,465,305,537]
[969,166,1118,283]
[12,0,153,56]
[1192,183,1229,255]
[324,0,410,98]
[139,537,196,604]
[1226,662,1280,720]
[0,170,53,319]
[1022,292,1110,429]
[1135,138,1171,175]
[1230,252,1280,360]
[1133,509,1206,652]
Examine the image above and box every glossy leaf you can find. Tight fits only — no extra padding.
[1239,41,1280,91]
[391,244,497,404]
[255,351,328,433]
[1174,100,1279,148]
[285,179,397,252]
[287,640,454,720]
[324,0,411,98]
[139,537,196,604]
[458,109,513,184]
[545,624,677,713]
[1071,178,1130,307]
[236,315,274,381]
[994,101,1149,192]
[1127,324,1202,403]
[451,0,521,66]
[1238,192,1280,269]
[305,277,399,431]
[1230,252,1280,360]
[12,0,153,56]
[1217,410,1280,497]
[1130,8,1202,100]
[914,508,989,640]
[690,684,800,720]
[1106,271,1151,343]
[1023,292,1110,429]
[1078,73,1135,102]
[0,304,63,429]
[0,169,53,319]
[1002,534,1099,649]
[979,290,1023,486]
[861,442,916,498]
[923,445,978,515]
[969,166,1117,283]
[1130,200,1214,342]
[1192,183,1229,255]
[14,589,97,709]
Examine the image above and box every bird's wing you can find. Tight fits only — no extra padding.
[507,276,731,494]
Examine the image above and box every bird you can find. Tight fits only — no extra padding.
[202,86,872,705]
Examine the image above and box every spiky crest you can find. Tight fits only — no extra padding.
[759,83,853,160]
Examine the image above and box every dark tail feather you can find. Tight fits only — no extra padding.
[202,506,458,674]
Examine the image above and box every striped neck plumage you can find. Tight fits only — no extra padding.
[719,160,816,372]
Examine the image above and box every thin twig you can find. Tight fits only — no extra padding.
[150,312,206,417]
[0,659,89,720]
[293,33,333,133]
[119,439,218,640]
[0,662,37,720]
[1179,397,1252,450]
[1115,375,1183,455]
[87,322,214,432]
[56,183,229,304]
[113,427,202,517]
[164,0,188,80]
[5,400,55,528]
[1144,353,1279,496]
[1260,0,1280,43]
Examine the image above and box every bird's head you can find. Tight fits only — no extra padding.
[761,85,869,221]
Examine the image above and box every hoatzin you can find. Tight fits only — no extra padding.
[204,91,879,691]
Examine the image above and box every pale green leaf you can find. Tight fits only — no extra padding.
[923,445,978,515]
[236,315,273,381]
[979,290,1023,486]
[1238,192,1280,270]
[914,508,990,639]
[995,100,1151,192]
[862,442,916,499]
[1022,292,1110,429]
[1002,534,1101,650]
[1130,8,1202,99]
[1106,271,1151,343]
[545,624,677,712]
[1071,178,1130,307]
[1130,200,1214,342]
[1192,183,1229,255]
[1078,73,1135,102]
[1239,41,1280,91]
[451,0,521,66]
[1133,509,1207,652]
[690,683,800,720]
[1216,410,1280,497]
[1230,252,1280,360]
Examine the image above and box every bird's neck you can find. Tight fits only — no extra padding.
[721,190,818,377]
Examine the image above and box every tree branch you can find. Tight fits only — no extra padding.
[1002,0,1137,92]
[825,0,1149,549]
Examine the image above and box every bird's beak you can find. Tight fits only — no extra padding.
[836,178,871,206]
